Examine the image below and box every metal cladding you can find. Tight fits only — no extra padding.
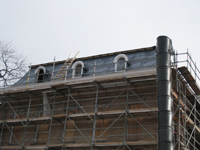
[156,36,174,150]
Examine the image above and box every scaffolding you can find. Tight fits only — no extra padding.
[0,50,200,150]
[171,51,200,150]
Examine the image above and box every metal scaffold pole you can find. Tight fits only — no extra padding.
[123,83,129,150]
[91,83,98,150]
[22,94,32,147]
[47,92,56,149]
[62,88,70,145]
[0,104,6,146]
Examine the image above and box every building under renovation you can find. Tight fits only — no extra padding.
[0,36,200,150]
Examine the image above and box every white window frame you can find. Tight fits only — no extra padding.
[114,54,128,72]
[71,61,84,78]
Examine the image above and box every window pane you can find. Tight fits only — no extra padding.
[75,65,82,77]
[38,69,44,83]
[117,58,125,71]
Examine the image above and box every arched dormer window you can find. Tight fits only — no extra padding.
[34,66,46,83]
[72,61,84,78]
[114,54,129,72]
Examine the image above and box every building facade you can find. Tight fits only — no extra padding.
[0,36,200,150]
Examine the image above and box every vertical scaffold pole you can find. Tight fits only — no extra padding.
[194,100,196,149]
[51,56,56,84]
[26,64,31,88]
[178,82,181,150]
[123,83,129,150]
[47,93,56,149]
[91,84,98,150]
[62,88,70,145]
[23,94,32,147]
[0,105,6,146]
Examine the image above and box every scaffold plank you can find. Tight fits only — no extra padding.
[0,141,157,149]
[0,108,158,125]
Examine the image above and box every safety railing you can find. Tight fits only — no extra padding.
[1,124,158,146]
[173,51,200,85]
[0,91,157,121]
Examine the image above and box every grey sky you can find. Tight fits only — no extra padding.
[0,0,200,69]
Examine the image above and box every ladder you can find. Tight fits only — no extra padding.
[54,51,79,80]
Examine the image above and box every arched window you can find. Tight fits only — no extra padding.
[71,61,84,78]
[35,66,46,83]
[114,54,129,72]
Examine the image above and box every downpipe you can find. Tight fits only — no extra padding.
[156,36,174,150]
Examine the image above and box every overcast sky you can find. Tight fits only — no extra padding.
[1,0,200,70]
